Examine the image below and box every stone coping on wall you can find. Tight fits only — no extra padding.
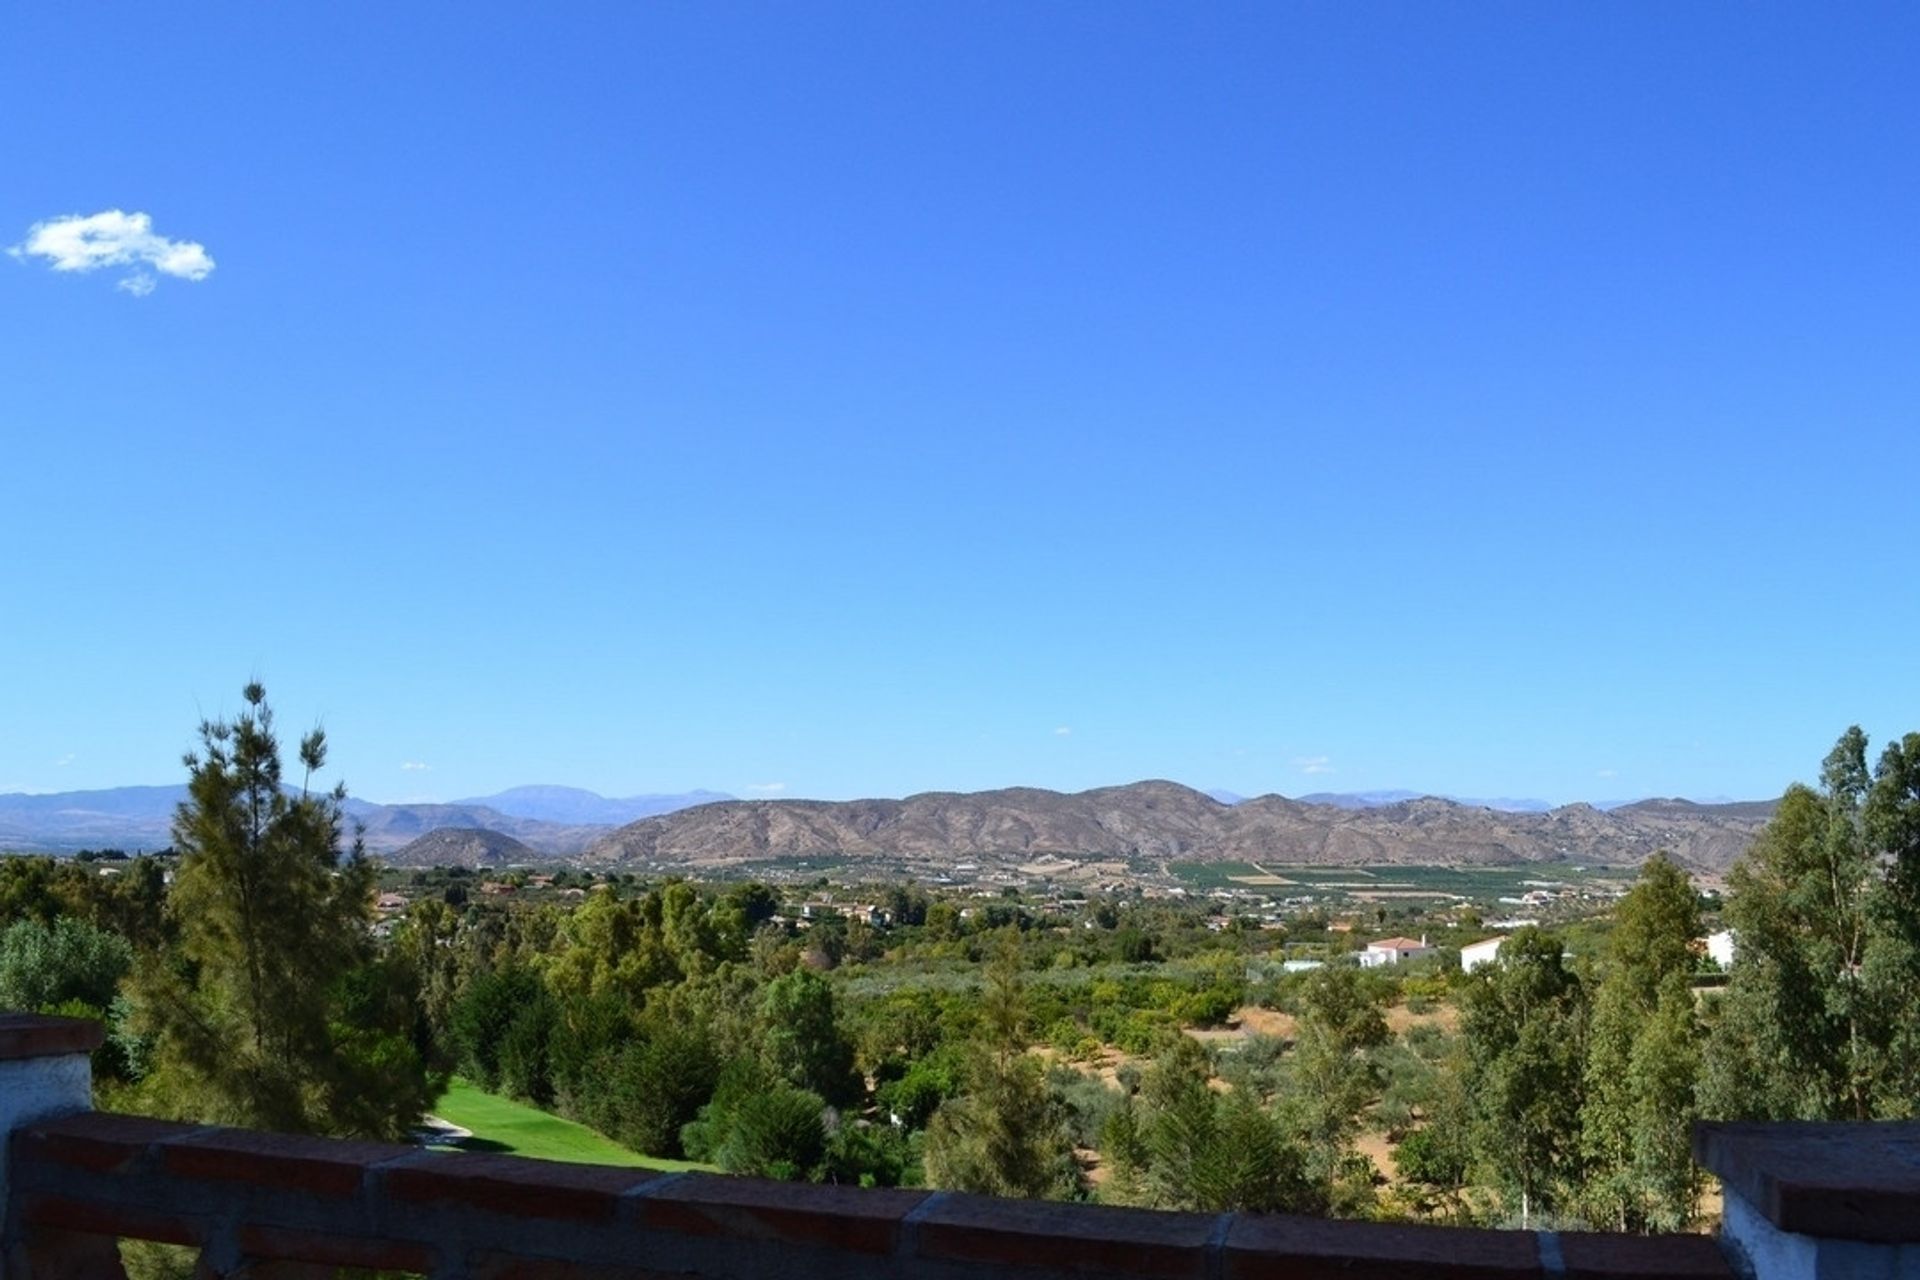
[1694,1120,1920,1244]
[6,1111,1733,1280]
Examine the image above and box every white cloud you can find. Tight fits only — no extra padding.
[53,753,75,768]
[401,761,432,772]
[1293,755,1334,776]
[1596,768,1618,779]
[1053,726,1072,737]
[11,210,215,294]
[745,782,787,795]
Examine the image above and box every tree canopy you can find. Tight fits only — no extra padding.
[1703,727,1920,1122]
[128,682,438,1139]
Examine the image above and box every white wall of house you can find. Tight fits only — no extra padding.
[1360,939,1432,968]
[1707,929,1736,970]
[1460,937,1504,971]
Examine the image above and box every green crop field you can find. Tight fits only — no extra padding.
[1171,860,1635,903]
[1166,861,1270,889]
[430,1079,713,1170]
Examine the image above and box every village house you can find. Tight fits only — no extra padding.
[1460,936,1505,971]
[1359,934,1432,968]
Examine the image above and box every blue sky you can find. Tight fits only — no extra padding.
[3,3,1915,806]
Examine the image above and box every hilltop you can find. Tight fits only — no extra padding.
[386,827,541,868]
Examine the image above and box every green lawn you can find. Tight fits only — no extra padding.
[430,1079,713,1171]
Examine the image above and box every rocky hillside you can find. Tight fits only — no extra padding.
[386,827,542,868]
[342,801,605,856]
[585,781,1773,873]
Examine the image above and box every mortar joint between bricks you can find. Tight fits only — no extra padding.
[896,1189,952,1261]
[1536,1230,1566,1278]
[1203,1212,1234,1280]
[138,1124,226,1172]
[617,1169,696,1222]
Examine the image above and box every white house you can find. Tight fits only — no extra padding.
[1359,935,1433,968]
[1705,929,1736,970]
[1460,936,1505,971]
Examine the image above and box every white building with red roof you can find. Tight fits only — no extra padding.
[1359,934,1433,968]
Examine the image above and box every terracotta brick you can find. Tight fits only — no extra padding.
[910,1193,1217,1280]
[0,1013,105,1061]
[212,1260,334,1280]
[633,1174,928,1255]
[1225,1214,1542,1280]
[466,1256,686,1280]
[20,1192,204,1247]
[159,1128,415,1198]
[20,1224,129,1280]
[1557,1232,1733,1280]
[235,1223,437,1274]
[386,1152,662,1223]
[13,1112,202,1175]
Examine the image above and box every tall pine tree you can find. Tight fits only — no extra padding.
[923,933,1078,1199]
[131,683,436,1139]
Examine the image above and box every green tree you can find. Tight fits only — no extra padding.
[923,934,1078,1199]
[681,1059,827,1180]
[0,917,133,1013]
[1103,1036,1312,1213]
[449,964,546,1091]
[758,968,860,1105]
[129,683,436,1139]
[1461,927,1587,1226]
[1579,855,1703,1231]
[1272,963,1390,1210]
[603,1019,719,1157]
[1703,728,1920,1121]
[1624,975,1702,1230]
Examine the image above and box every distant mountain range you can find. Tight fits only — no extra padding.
[0,785,727,856]
[2,781,1775,872]
[451,785,733,827]
[583,781,1774,873]
[1293,790,1558,812]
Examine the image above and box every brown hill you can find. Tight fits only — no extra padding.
[386,827,547,868]
[584,781,1772,873]
[348,802,606,856]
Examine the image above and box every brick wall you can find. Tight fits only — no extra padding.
[0,1014,1732,1280]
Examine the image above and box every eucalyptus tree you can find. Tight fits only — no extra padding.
[1461,927,1587,1227]
[1703,727,1920,1122]
[1580,854,1704,1231]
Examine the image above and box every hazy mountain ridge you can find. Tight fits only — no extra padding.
[339,801,609,856]
[1295,790,1556,812]
[0,785,711,856]
[451,785,733,826]
[3,781,1775,870]
[586,781,1774,872]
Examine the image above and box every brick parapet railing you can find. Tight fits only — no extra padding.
[0,1014,1733,1280]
